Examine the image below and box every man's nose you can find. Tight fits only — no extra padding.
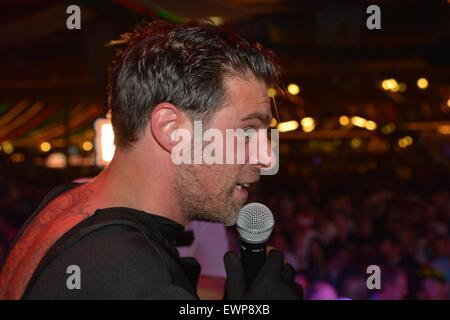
[251,132,277,170]
[258,140,277,170]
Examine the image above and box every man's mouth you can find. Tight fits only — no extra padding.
[234,183,250,201]
[236,183,250,191]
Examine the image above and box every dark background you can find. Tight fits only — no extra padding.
[0,0,449,299]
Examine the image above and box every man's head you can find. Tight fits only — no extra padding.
[108,20,280,226]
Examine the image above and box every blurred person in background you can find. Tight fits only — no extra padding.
[430,237,450,283]
[342,274,370,300]
[417,268,449,300]
[370,267,409,300]
[307,281,338,300]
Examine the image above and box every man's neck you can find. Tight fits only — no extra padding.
[87,150,188,226]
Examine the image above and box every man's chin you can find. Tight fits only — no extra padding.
[222,218,237,227]
[211,207,240,227]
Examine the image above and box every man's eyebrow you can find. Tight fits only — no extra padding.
[240,112,271,126]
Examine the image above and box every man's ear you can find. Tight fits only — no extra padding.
[150,102,187,153]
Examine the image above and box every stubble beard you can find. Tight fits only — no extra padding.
[173,164,242,227]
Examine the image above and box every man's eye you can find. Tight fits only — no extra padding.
[243,127,257,138]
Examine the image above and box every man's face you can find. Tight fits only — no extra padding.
[174,75,272,226]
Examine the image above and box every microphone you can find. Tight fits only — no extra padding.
[236,202,275,285]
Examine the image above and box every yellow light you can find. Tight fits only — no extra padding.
[381,78,397,91]
[270,117,278,127]
[365,121,377,131]
[82,141,93,152]
[398,139,408,148]
[351,116,367,128]
[302,125,315,133]
[350,138,362,149]
[300,117,315,133]
[437,125,450,135]
[447,99,450,108]
[399,83,407,92]
[40,142,51,153]
[398,136,413,148]
[301,117,315,128]
[404,136,413,145]
[277,120,299,133]
[2,141,14,154]
[382,123,396,134]
[267,87,277,98]
[417,77,429,89]
[339,116,350,126]
[287,83,300,95]
[391,83,400,92]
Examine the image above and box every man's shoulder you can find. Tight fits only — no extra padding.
[24,220,177,299]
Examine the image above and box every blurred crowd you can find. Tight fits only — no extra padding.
[1,155,449,300]
[235,163,450,300]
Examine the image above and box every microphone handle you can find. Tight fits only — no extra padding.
[240,241,267,285]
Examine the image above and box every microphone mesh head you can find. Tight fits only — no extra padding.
[236,202,274,244]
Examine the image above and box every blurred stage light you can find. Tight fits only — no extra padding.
[381,78,397,91]
[365,121,377,131]
[267,87,277,98]
[301,117,314,127]
[417,77,429,89]
[398,136,413,148]
[382,123,396,134]
[277,120,299,132]
[437,125,450,135]
[301,117,315,132]
[1,141,14,154]
[447,98,450,108]
[40,142,51,153]
[94,117,116,166]
[399,83,407,92]
[398,139,407,148]
[82,141,93,152]
[270,117,278,127]
[287,83,300,95]
[339,116,350,126]
[46,152,67,169]
[351,116,367,128]
[350,138,362,149]
[391,82,400,92]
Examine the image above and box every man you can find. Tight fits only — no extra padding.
[0,20,302,300]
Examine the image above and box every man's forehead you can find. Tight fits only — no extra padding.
[223,76,271,117]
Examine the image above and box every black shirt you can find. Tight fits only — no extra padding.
[20,185,201,300]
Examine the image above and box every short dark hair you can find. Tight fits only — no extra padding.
[108,20,280,148]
